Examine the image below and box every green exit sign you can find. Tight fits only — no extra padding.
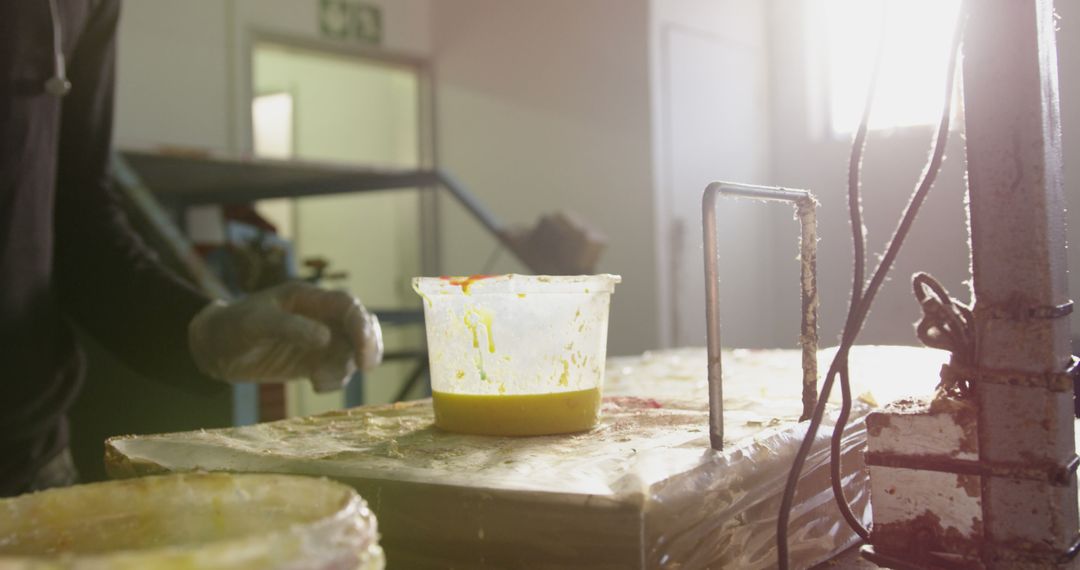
[319,0,382,45]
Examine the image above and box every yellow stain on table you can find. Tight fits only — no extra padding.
[432,388,601,436]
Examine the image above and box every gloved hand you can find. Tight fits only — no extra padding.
[188,282,383,393]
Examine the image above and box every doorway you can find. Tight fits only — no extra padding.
[659,25,775,349]
[249,39,430,416]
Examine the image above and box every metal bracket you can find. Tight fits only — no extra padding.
[860,545,954,570]
[702,182,819,450]
[983,535,1080,566]
[974,299,1074,321]
[863,536,1080,568]
[866,355,1080,564]
[865,451,1080,486]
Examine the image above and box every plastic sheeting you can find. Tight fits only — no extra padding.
[0,472,383,569]
[107,346,946,569]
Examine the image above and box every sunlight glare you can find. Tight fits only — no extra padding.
[826,0,962,133]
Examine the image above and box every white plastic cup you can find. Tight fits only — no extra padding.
[413,274,620,436]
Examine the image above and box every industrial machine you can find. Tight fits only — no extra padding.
[704,1,1079,567]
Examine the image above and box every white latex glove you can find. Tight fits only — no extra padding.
[188,282,383,393]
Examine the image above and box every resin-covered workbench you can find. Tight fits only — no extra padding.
[106,347,944,569]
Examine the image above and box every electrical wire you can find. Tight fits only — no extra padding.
[824,13,889,538]
[826,4,889,540]
[775,4,969,568]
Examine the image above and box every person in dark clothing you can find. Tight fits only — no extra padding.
[0,1,383,497]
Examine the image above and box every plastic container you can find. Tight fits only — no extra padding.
[0,472,384,570]
[413,274,620,436]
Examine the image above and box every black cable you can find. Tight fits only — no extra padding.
[775,13,887,564]
[776,4,969,568]
[832,0,966,538]
[822,11,889,540]
[846,12,883,320]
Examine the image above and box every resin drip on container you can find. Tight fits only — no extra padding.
[414,274,620,436]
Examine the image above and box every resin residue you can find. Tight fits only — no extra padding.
[558,359,570,387]
[440,274,495,295]
[463,308,496,353]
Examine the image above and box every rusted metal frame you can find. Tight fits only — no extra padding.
[961,0,1077,563]
[868,350,1080,564]
[865,451,1080,486]
[859,545,959,570]
[942,357,1080,393]
[864,536,1080,569]
[980,535,1080,566]
[974,300,1074,321]
[702,181,818,450]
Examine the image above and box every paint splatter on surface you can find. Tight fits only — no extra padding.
[440,274,496,295]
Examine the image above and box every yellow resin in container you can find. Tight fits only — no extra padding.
[433,388,602,436]
[414,274,620,436]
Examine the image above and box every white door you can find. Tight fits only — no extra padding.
[251,41,426,414]
[661,26,773,348]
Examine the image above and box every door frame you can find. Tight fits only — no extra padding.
[236,32,439,419]
[240,30,440,275]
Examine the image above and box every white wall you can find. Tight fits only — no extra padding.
[114,3,232,151]
[116,0,1079,358]
[252,44,426,412]
[1058,0,1080,344]
[644,0,1080,352]
[229,0,431,155]
[649,0,774,349]
[114,0,431,155]
[647,1,1080,352]
[431,0,660,356]
[113,1,434,413]
[765,0,1080,348]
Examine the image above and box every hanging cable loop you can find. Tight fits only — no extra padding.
[775,2,970,568]
[912,272,976,397]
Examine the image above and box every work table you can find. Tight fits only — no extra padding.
[107,346,944,569]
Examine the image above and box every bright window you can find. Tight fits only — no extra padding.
[822,0,962,134]
[252,92,295,160]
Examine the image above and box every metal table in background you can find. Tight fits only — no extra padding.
[112,149,533,419]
